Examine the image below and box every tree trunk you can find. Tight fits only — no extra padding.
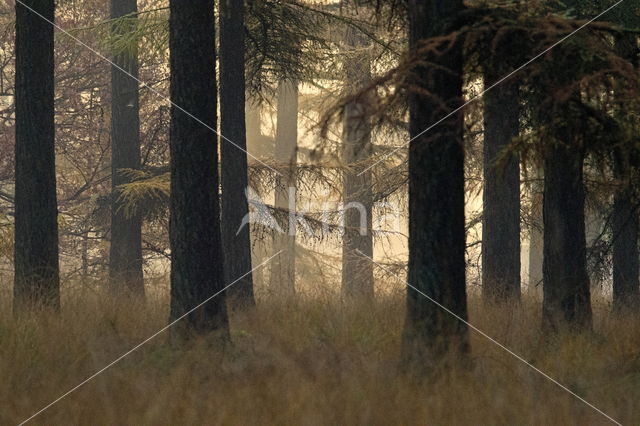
[168,0,229,338]
[341,26,374,299]
[402,0,469,369]
[246,101,262,147]
[528,170,544,290]
[612,173,640,311]
[109,0,144,296]
[481,67,521,303]
[14,0,60,310]
[81,230,89,279]
[246,100,268,288]
[612,33,640,312]
[585,203,605,289]
[220,0,255,308]
[269,80,298,295]
[542,140,592,332]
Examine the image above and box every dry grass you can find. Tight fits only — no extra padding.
[0,284,638,425]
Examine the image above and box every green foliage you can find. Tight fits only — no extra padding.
[245,0,331,96]
[116,169,169,221]
[561,0,640,28]
[106,10,168,61]
[324,2,640,173]
[67,8,169,62]
[70,1,334,98]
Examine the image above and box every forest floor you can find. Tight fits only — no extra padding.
[1,284,638,425]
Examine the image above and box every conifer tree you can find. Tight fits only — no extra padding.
[168,0,229,337]
[402,0,469,368]
[109,0,144,296]
[220,0,256,307]
[14,0,60,310]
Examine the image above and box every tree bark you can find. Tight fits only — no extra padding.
[612,174,640,312]
[542,139,592,332]
[402,0,469,369]
[612,33,640,312]
[481,68,521,303]
[341,26,374,299]
[14,0,60,310]
[220,0,255,308]
[109,0,144,296]
[269,80,298,295]
[168,0,229,338]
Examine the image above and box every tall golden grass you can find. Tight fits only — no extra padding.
[1,283,638,425]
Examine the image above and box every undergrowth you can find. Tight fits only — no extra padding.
[0,284,638,425]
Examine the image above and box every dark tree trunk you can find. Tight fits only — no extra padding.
[14,0,60,310]
[168,0,229,338]
[612,174,640,312]
[269,80,297,295]
[341,27,374,299]
[402,0,469,368]
[220,0,255,308]
[481,68,521,303]
[542,140,592,332]
[109,0,144,296]
[612,33,640,312]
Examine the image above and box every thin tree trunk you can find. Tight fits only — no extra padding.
[612,33,640,312]
[585,204,605,289]
[168,0,229,338]
[481,68,521,303]
[402,0,469,369]
[81,230,89,279]
[528,170,544,290]
[14,0,60,310]
[220,0,255,308]
[246,100,267,288]
[109,0,144,296]
[341,26,374,299]
[246,101,261,146]
[542,139,592,332]
[269,80,297,295]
